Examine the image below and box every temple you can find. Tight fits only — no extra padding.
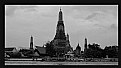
[50,8,72,57]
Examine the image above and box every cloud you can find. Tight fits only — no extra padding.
[93,24,105,28]
[85,13,99,20]
[109,24,117,31]
[93,23,117,33]
[110,24,117,28]
[85,11,103,20]
[5,5,38,16]
[5,6,18,16]
[41,13,56,18]
[69,5,117,23]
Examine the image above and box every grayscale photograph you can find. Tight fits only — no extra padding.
[5,5,118,65]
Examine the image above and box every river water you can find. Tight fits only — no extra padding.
[5,61,118,65]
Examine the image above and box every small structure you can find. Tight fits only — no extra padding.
[5,47,20,58]
[65,51,74,60]
[5,47,17,53]
[74,43,81,57]
[35,46,48,57]
[19,48,34,58]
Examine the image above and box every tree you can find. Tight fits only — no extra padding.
[45,42,56,57]
[85,43,104,58]
[104,46,118,58]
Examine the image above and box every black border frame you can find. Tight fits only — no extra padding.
[0,0,120,68]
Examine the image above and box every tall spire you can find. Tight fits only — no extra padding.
[30,35,33,42]
[78,43,79,46]
[54,7,66,40]
[85,37,87,45]
[66,33,70,43]
[59,7,63,21]
[30,35,33,49]
[84,37,87,51]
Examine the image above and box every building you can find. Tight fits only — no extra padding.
[50,8,72,57]
[30,35,33,49]
[65,51,74,59]
[19,48,34,57]
[84,38,88,53]
[34,46,48,57]
[35,46,46,54]
[5,47,18,53]
[74,43,81,57]
[17,36,35,58]
[5,47,21,58]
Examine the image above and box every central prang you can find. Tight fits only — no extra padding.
[46,8,72,57]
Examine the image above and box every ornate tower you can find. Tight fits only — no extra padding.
[76,43,81,51]
[84,38,87,52]
[66,33,69,42]
[50,7,72,56]
[54,8,66,40]
[30,35,33,49]
[66,33,70,46]
[75,43,81,56]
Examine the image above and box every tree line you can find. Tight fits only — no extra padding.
[84,43,118,58]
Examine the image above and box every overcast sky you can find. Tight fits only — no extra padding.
[5,5,118,50]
